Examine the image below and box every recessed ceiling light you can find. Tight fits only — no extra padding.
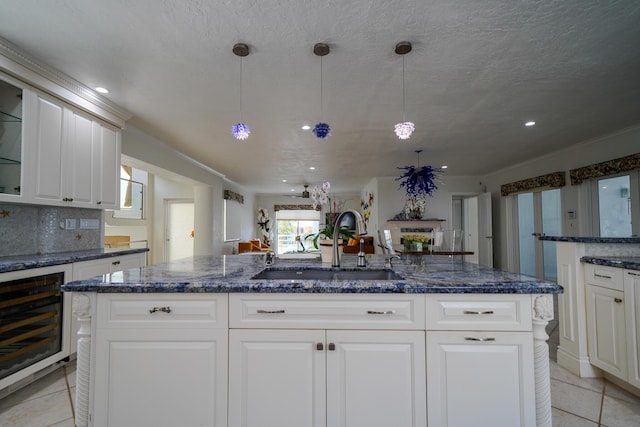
[291,188,296,192]
[95,87,109,94]
[309,166,315,170]
[441,165,448,169]
[301,125,311,130]
[525,121,536,127]
[282,179,287,183]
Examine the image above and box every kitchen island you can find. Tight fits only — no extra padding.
[62,254,562,427]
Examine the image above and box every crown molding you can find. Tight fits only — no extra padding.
[0,36,132,127]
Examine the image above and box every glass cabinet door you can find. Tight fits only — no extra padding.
[0,78,22,196]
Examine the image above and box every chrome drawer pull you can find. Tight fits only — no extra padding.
[463,310,495,315]
[594,273,612,279]
[464,337,496,342]
[628,272,640,277]
[367,310,395,315]
[257,309,285,314]
[149,306,172,314]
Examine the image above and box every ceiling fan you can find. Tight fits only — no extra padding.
[284,184,310,198]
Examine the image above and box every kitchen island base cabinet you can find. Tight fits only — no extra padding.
[87,294,228,427]
[93,329,227,427]
[229,329,426,427]
[426,331,536,427]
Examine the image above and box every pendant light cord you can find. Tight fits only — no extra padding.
[239,58,243,121]
[320,56,324,119]
[402,55,406,122]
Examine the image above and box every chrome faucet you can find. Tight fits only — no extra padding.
[332,209,367,267]
[264,251,275,266]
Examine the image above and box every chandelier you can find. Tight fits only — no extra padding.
[394,41,415,140]
[232,43,250,141]
[312,43,331,139]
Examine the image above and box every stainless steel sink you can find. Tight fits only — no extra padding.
[251,268,405,281]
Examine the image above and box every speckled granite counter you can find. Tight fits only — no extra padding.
[540,236,640,243]
[0,248,149,273]
[61,254,563,294]
[580,256,640,271]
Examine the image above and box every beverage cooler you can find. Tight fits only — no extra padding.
[0,265,72,391]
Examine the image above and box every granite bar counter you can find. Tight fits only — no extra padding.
[61,253,563,294]
[0,247,149,273]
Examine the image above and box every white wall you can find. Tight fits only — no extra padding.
[121,125,255,258]
[481,125,640,270]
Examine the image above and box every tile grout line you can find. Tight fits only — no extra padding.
[597,378,606,426]
[63,364,75,421]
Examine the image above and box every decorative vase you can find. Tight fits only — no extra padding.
[319,240,341,263]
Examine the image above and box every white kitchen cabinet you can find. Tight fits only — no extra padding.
[61,109,94,206]
[29,91,65,203]
[426,331,535,427]
[229,329,326,427]
[69,252,146,354]
[228,294,427,427]
[93,122,120,209]
[425,294,536,427]
[229,329,426,427]
[20,89,120,208]
[72,252,146,280]
[326,330,426,427]
[624,269,640,388]
[92,294,228,427]
[585,283,627,380]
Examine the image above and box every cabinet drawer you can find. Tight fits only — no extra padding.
[584,264,623,291]
[97,294,228,329]
[229,294,425,329]
[426,294,532,331]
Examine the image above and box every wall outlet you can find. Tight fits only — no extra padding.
[79,219,99,230]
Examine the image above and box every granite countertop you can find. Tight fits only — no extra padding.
[0,248,149,273]
[61,254,563,295]
[580,256,640,271]
[539,236,640,243]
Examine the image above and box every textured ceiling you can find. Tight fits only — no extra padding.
[1,0,640,195]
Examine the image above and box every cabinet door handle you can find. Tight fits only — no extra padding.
[615,298,623,304]
[97,201,102,205]
[594,273,612,279]
[112,260,120,266]
[328,343,336,351]
[463,310,495,315]
[149,306,172,314]
[464,337,496,342]
[628,272,640,277]
[367,310,395,315]
[316,342,324,351]
[256,309,285,314]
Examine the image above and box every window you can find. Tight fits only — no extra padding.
[275,210,320,254]
[591,171,639,237]
[113,165,146,219]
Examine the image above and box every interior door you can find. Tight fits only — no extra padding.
[463,196,479,264]
[517,189,561,280]
[165,199,194,262]
[478,192,493,268]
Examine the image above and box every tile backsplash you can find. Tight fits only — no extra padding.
[0,203,102,257]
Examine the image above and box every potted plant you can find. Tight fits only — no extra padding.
[304,181,355,262]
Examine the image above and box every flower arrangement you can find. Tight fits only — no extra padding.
[402,234,431,252]
[396,164,442,200]
[305,181,353,249]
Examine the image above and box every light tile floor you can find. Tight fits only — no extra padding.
[2,321,640,426]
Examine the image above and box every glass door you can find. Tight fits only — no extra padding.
[0,78,23,196]
[517,189,561,280]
